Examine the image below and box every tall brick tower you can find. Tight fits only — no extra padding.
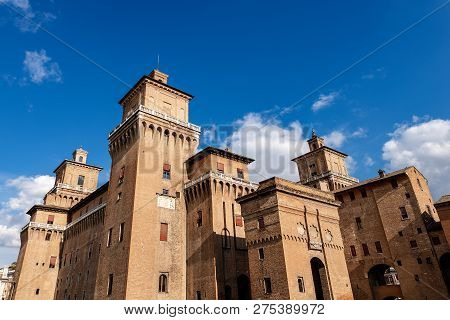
[95,69,200,299]
[13,149,102,299]
[292,130,358,191]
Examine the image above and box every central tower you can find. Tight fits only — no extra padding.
[95,69,200,299]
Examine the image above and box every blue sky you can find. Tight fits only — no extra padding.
[0,0,449,265]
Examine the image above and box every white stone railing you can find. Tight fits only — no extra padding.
[66,203,106,230]
[22,221,65,232]
[109,105,201,137]
[302,170,359,184]
[54,183,96,193]
[185,171,259,189]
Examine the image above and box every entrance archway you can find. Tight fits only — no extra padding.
[439,253,450,296]
[367,264,403,300]
[310,257,331,300]
[237,274,250,300]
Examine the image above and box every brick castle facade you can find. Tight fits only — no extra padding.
[11,69,450,300]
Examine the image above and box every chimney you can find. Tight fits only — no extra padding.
[378,169,385,178]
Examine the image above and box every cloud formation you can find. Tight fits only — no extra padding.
[0,175,54,248]
[324,130,346,148]
[23,49,62,84]
[1,0,55,33]
[311,92,339,112]
[382,118,450,198]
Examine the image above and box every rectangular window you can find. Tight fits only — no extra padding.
[400,207,409,220]
[355,217,362,230]
[163,164,171,179]
[410,240,418,248]
[107,228,113,247]
[360,189,367,198]
[362,243,370,256]
[298,277,305,293]
[397,260,402,266]
[426,257,432,264]
[158,273,168,293]
[350,245,357,257]
[398,231,403,237]
[432,236,441,245]
[258,248,265,260]
[235,215,243,227]
[337,195,344,203]
[217,162,225,173]
[426,205,432,215]
[417,227,422,234]
[258,217,265,230]
[197,211,203,227]
[405,192,411,199]
[196,291,202,300]
[107,274,113,296]
[77,175,85,187]
[35,288,40,295]
[160,223,168,241]
[45,231,51,241]
[49,256,57,268]
[263,277,272,294]
[118,166,125,184]
[417,258,423,264]
[117,192,122,202]
[237,169,244,179]
[349,191,355,201]
[375,241,382,253]
[391,179,398,189]
[119,223,124,243]
[47,215,54,225]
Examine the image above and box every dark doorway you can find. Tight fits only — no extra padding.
[439,253,450,296]
[367,264,402,300]
[310,257,331,300]
[237,274,250,300]
[224,285,232,300]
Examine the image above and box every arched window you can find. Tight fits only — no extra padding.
[159,274,168,293]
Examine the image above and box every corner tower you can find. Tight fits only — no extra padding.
[292,130,358,191]
[95,69,200,299]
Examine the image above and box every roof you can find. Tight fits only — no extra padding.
[69,182,109,213]
[25,204,69,216]
[118,75,193,105]
[186,146,254,165]
[435,195,450,206]
[334,167,412,193]
[291,145,348,162]
[53,159,103,173]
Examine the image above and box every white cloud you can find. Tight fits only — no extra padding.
[364,155,375,167]
[346,156,357,175]
[0,175,54,248]
[324,130,346,148]
[223,113,309,182]
[1,0,55,33]
[23,49,62,84]
[311,92,339,112]
[382,119,450,198]
[351,127,367,138]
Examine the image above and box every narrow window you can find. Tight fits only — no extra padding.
[258,248,265,260]
[355,217,362,230]
[397,260,402,266]
[117,192,122,202]
[119,222,124,243]
[263,277,272,294]
[349,191,355,201]
[417,178,423,190]
[107,274,113,296]
[362,243,370,256]
[217,162,225,173]
[159,274,168,293]
[77,175,85,187]
[398,231,403,237]
[197,211,203,227]
[49,256,57,268]
[432,236,441,245]
[163,164,171,179]
[258,217,265,230]
[45,231,52,241]
[417,227,422,234]
[391,179,398,189]
[414,274,420,281]
[196,291,202,300]
[375,241,382,253]
[426,205,432,215]
[405,192,411,199]
[426,257,432,264]
[297,277,305,293]
[410,240,418,248]
[400,207,409,220]
[235,215,243,227]
[337,195,344,202]
[350,245,357,257]
[118,166,125,184]
[107,228,113,247]
[35,288,40,295]
[417,258,423,264]
[47,215,54,225]
[360,189,367,198]
[237,168,244,179]
[160,223,168,241]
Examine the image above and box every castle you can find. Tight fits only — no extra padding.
[11,69,450,300]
